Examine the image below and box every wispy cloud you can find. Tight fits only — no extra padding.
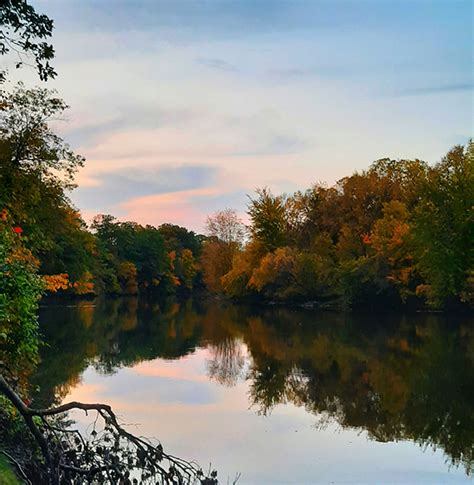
[73,165,217,213]
[230,134,308,156]
[393,83,473,97]
[267,65,348,81]
[196,57,237,72]
[63,106,197,148]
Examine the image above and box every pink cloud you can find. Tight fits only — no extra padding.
[120,187,224,231]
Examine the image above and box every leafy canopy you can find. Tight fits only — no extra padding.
[0,0,56,81]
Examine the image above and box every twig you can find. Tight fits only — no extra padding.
[0,449,32,485]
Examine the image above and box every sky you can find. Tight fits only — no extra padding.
[8,0,474,232]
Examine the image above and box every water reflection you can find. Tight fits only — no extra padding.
[34,298,474,477]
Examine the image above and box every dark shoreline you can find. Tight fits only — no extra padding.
[39,291,473,315]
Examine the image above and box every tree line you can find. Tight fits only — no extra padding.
[203,142,473,311]
[0,84,205,300]
[0,83,472,311]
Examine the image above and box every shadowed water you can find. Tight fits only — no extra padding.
[33,298,474,484]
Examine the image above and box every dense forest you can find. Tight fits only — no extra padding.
[205,144,473,311]
[0,83,472,315]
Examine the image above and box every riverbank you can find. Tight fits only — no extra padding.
[0,454,21,485]
[40,290,473,316]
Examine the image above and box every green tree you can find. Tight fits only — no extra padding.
[0,84,85,253]
[0,84,83,189]
[0,210,43,380]
[248,188,287,252]
[412,142,474,307]
[0,0,56,81]
[92,215,172,294]
[0,84,98,293]
[158,223,203,256]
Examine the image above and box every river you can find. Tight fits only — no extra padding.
[33,298,473,484]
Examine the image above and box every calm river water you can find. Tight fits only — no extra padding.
[34,298,473,484]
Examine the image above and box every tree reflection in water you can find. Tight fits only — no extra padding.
[207,337,246,387]
[34,298,474,475]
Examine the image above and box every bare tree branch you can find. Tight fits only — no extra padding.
[0,373,225,484]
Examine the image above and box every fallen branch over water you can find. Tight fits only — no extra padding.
[0,374,225,484]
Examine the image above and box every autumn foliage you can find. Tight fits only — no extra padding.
[0,84,471,310]
[203,142,474,310]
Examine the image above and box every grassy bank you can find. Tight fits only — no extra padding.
[0,455,21,485]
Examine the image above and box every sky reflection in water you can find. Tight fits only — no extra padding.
[35,299,474,484]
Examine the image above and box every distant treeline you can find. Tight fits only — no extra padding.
[0,85,205,299]
[1,84,473,310]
